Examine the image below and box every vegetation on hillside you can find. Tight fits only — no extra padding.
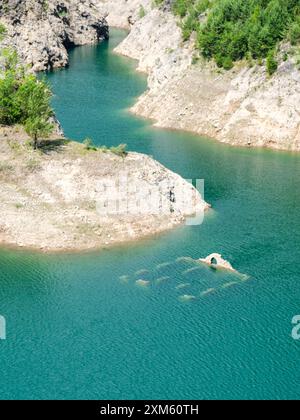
[0,49,54,148]
[169,0,300,73]
[83,138,128,157]
[0,46,129,155]
[0,24,6,41]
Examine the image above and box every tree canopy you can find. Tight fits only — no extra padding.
[0,49,54,148]
[171,0,300,72]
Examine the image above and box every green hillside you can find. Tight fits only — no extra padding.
[171,0,300,72]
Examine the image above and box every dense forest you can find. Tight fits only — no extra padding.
[170,0,300,73]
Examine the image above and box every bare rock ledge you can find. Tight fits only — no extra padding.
[0,127,209,252]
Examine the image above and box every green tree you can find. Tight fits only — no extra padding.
[0,48,54,148]
[0,24,6,42]
[266,49,278,76]
[172,0,192,17]
[0,50,23,124]
[23,80,54,149]
[289,19,300,45]
[0,70,20,124]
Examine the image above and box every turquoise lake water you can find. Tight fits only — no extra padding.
[1,29,300,400]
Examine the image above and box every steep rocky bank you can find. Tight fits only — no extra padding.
[0,0,108,71]
[0,1,209,253]
[2,0,298,151]
[102,0,300,152]
[0,127,208,252]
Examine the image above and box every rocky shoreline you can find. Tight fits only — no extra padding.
[0,1,209,253]
[0,0,108,71]
[2,0,299,151]
[103,0,300,152]
[0,127,208,252]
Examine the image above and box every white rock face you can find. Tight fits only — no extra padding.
[100,0,152,28]
[114,8,193,90]
[2,0,299,150]
[103,0,300,152]
[0,0,108,71]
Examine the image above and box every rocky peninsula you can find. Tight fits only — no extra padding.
[0,127,207,252]
[0,0,208,252]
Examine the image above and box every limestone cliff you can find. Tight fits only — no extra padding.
[102,0,300,152]
[0,0,108,71]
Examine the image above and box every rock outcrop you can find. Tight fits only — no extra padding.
[0,0,108,71]
[0,127,208,252]
[199,254,236,272]
[101,0,155,29]
[102,0,300,152]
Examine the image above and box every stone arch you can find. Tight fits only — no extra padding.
[210,257,218,265]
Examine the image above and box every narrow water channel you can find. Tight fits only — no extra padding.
[0,29,299,400]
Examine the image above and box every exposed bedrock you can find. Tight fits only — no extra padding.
[0,0,109,71]
[102,0,300,152]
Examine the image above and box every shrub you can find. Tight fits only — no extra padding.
[139,5,146,19]
[266,50,278,76]
[222,56,234,70]
[172,0,192,17]
[110,144,128,157]
[0,24,6,41]
[83,138,97,151]
[289,20,300,46]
